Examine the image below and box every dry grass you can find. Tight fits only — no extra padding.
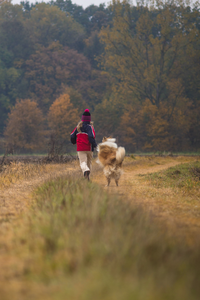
[0,162,47,189]
[0,159,80,190]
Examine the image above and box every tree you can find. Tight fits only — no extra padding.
[4,99,45,151]
[48,93,78,154]
[0,2,34,61]
[84,30,104,68]
[76,69,109,110]
[49,0,90,33]
[64,86,86,112]
[25,42,91,112]
[49,1,113,35]
[26,2,85,49]
[93,96,124,142]
[120,99,190,152]
[0,2,34,133]
[0,66,21,133]
[100,0,198,109]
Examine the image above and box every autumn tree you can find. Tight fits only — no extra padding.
[4,99,45,152]
[93,94,124,142]
[26,3,85,49]
[100,0,198,108]
[120,99,190,152]
[25,42,108,112]
[120,104,146,152]
[25,42,91,112]
[48,93,78,154]
[64,86,86,112]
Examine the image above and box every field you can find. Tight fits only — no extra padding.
[0,155,200,300]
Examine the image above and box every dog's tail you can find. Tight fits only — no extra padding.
[116,147,126,164]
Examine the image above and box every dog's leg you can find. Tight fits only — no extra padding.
[106,178,111,187]
[115,179,118,187]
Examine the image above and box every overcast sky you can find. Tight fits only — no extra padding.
[9,0,197,9]
[11,0,112,9]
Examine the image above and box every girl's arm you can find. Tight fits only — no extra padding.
[87,125,97,149]
[70,127,77,144]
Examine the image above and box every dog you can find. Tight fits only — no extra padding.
[97,137,125,186]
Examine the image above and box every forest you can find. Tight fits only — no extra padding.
[0,0,199,153]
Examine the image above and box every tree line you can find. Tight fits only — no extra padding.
[0,0,200,153]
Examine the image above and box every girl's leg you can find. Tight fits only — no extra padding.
[85,152,93,180]
[86,151,93,171]
[77,152,90,174]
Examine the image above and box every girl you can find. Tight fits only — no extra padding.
[70,109,97,180]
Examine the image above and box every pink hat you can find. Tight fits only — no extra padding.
[81,109,91,122]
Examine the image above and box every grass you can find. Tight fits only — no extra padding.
[0,161,76,189]
[1,175,200,300]
[146,160,200,194]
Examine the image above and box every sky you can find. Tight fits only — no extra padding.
[11,0,111,9]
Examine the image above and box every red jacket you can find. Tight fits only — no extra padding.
[70,122,97,151]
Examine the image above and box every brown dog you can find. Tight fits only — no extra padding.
[97,137,125,186]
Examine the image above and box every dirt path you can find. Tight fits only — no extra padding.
[93,157,200,242]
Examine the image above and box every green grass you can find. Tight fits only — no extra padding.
[1,176,200,299]
[146,161,200,191]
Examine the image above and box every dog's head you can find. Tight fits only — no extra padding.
[102,136,109,142]
[102,137,116,143]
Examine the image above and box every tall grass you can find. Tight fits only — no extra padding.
[1,175,200,300]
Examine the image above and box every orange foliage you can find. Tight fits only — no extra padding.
[4,99,45,151]
[121,100,189,152]
[48,93,78,141]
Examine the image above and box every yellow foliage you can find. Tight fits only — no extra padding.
[121,99,190,152]
[48,93,79,140]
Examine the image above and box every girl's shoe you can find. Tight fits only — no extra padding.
[84,170,90,180]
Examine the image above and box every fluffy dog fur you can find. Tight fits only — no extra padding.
[97,137,125,186]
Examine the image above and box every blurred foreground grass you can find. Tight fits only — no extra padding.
[1,175,200,300]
